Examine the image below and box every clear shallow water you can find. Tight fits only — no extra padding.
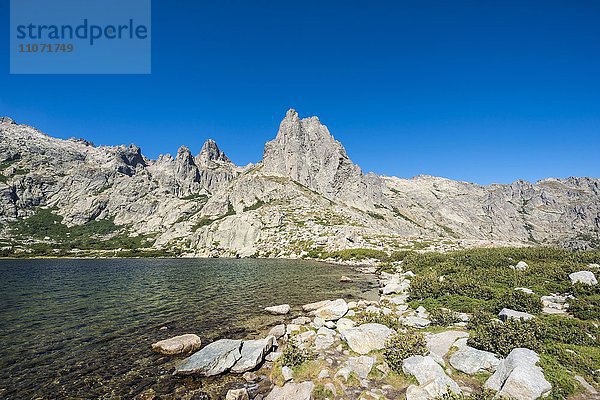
[0,258,377,399]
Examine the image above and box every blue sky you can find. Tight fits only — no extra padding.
[1,0,599,184]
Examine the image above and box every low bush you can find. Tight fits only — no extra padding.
[468,318,543,357]
[383,330,427,372]
[492,290,543,314]
[281,342,311,367]
[568,297,600,320]
[355,311,401,331]
[432,389,496,400]
[429,308,461,326]
[539,315,599,346]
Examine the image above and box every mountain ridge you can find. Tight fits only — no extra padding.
[1,110,599,257]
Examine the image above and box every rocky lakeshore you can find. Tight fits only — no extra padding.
[144,248,600,400]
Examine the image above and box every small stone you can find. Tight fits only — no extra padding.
[325,321,336,329]
[265,381,314,400]
[286,324,301,335]
[318,369,330,379]
[265,351,282,362]
[569,270,598,285]
[498,308,534,321]
[515,287,534,294]
[243,371,258,381]
[340,276,353,282]
[226,388,249,400]
[324,382,337,396]
[311,317,325,328]
[291,316,311,325]
[268,324,286,339]
[515,261,528,271]
[282,366,293,381]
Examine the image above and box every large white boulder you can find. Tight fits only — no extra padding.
[498,308,534,321]
[265,381,315,400]
[425,330,469,366]
[151,334,201,355]
[340,323,394,354]
[450,345,501,374]
[345,355,375,379]
[402,355,461,399]
[569,270,598,285]
[176,339,242,376]
[485,348,551,400]
[231,336,276,373]
[313,298,348,321]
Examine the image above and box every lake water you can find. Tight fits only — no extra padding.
[0,258,377,399]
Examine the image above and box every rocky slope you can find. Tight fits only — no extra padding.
[0,111,598,257]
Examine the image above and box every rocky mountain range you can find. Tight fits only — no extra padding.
[0,110,599,257]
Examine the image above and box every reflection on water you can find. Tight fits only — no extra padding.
[0,258,377,399]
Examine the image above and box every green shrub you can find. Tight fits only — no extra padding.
[492,290,543,314]
[433,389,497,400]
[468,318,543,357]
[281,342,310,367]
[538,352,579,399]
[355,311,401,331]
[410,271,443,299]
[383,330,427,372]
[543,342,600,386]
[429,308,461,326]
[539,315,599,346]
[410,295,492,314]
[568,297,600,320]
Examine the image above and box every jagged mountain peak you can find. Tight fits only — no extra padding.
[0,116,17,125]
[197,138,231,164]
[261,109,378,207]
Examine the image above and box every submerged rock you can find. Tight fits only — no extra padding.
[231,336,276,373]
[265,381,314,400]
[340,323,394,354]
[176,339,242,376]
[265,304,291,315]
[485,348,551,400]
[151,334,201,355]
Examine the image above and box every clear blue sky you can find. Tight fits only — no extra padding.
[1,0,599,184]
